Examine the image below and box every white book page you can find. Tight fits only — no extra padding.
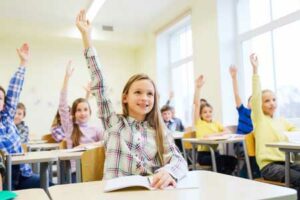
[104,175,152,192]
[284,131,300,143]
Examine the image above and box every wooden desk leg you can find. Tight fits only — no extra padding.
[192,144,196,170]
[5,154,12,191]
[76,159,82,183]
[285,151,290,187]
[208,146,217,172]
[242,141,253,179]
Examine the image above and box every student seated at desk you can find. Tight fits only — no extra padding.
[161,105,184,152]
[76,10,188,189]
[250,53,300,198]
[229,65,260,179]
[58,61,104,182]
[0,43,41,189]
[193,75,237,175]
[14,102,29,144]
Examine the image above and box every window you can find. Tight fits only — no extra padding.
[156,15,194,126]
[237,0,300,118]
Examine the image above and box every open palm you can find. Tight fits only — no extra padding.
[76,10,91,35]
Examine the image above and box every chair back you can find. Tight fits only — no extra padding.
[41,133,57,143]
[58,140,67,149]
[21,143,28,153]
[245,132,256,156]
[182,131,196,150]
[81,146,105,182]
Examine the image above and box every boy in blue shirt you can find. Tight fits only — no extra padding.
[229,65,260,178]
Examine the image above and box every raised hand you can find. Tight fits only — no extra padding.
[16,43,30,67]
[250,53,258,74]
[229,65,238,79]
[76,10,91,36]
[195,75,205,89]
[169,91,174,100]
[65,60,75,78]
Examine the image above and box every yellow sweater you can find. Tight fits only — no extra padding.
[195,119,224,152]
[251,75,297,169]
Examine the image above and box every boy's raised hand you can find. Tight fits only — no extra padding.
[195,75,205,89]
[229,65,238,79]
[76,10,91,36]
[17,43,30,67]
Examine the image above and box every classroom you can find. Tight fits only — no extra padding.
[0,0,299,199]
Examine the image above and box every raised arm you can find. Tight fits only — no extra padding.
[165,91,174,106]
[193,75,205,124]
[5,43,29,119]
[84,82,92,99]
[229,65,242,108]
[76,10,116,130]
[250,53,264,122]
[58,61,74,135]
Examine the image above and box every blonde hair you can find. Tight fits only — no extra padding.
[122,74,165,165]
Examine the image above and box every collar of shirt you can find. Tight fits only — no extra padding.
[126,116,149,132]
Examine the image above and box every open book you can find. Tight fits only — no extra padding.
[104,173,198,192]
[204,133,238,141]
[284,131,300,143]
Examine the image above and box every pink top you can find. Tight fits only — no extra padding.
[59,90,103,149]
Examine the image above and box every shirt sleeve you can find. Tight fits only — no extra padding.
[5,67,26,120]
[158,131,188,180]
[251,75,264,123]
[84,47,117,131]
[58,90,72,138]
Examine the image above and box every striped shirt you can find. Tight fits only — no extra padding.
[84,47,188,180]
[51,125,65,142]
[236,104,253,134]
[0,67,32,177]
[16,121,29,143]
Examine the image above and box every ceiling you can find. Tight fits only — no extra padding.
[0,0,192,47]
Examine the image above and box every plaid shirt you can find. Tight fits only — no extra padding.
[0,67,32,177]
[51,125,65,142]
[16,121,29,143]
[85,48,187,180]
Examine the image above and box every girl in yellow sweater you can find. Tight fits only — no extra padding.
[194,75,237,174]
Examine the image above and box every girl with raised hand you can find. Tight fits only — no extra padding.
[76,10,187,189]
[193,75,237,175]
[250,53,300,197]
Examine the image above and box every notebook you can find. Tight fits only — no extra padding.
[104,173,198,192]
[0,191,17,200]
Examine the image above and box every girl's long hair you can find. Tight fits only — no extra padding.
[71,98,91,147]
[51,110,61,128]
[122,74,165,165]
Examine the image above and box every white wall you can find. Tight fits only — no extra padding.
[0,35,138,137]
[136,0,225,123]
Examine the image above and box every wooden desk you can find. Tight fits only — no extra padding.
[5,151,58,191]
[48,171,296,200]
[183,135,252,179]
[15,188,49,200]
[266,142,300,187]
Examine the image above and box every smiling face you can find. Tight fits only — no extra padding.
[14,108,25,125]
[123,79,155,121]
[72,98,91,124]
[200,104,213,122]
[262,90,277,117]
